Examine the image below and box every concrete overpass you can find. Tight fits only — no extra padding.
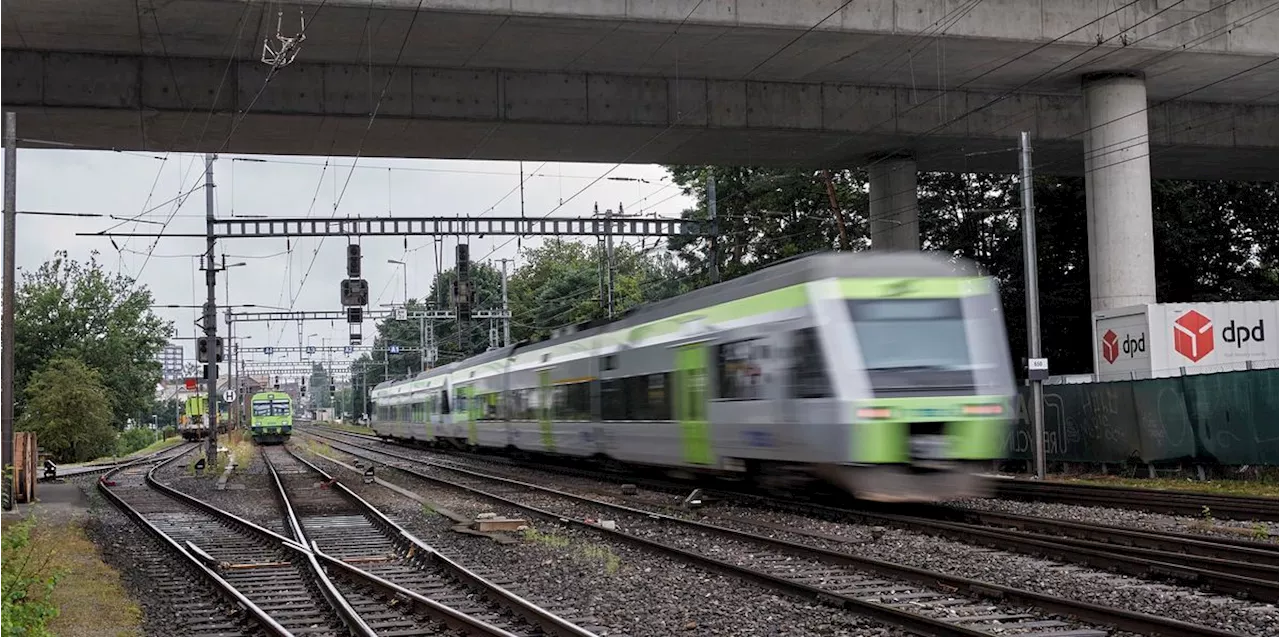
[2,0,1278,311]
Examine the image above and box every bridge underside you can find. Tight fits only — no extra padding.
[3,51,1276,180]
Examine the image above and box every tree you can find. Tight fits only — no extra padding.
[664,166,867,282]
[348,261,506,412]
[308,362,332,408]
[150,398,182,430]
[19,358,116,462]
[14,251,172,427]
[505,239,692,343]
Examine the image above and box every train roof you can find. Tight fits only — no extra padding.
[250,391,293,401]
[373,251,982,393]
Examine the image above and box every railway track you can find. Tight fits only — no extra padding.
[260,445,599,637]
[987,477,1277,522]
[297,429,1250,637]
[42,442,189,482]
[96,444,296,637]
[304,426,1278,602]
[101,438,595,636]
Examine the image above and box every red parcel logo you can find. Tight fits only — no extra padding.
[1173,310,1213,362]
[1101,329,1119,364]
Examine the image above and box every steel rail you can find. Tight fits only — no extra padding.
[95,445,295,637]
[281,447,598,637]
[299,431,1249,637]
[309,426,1278,575]
[989,479,1278,522]
[44,442,191,482]
[297,435,991,637]
[263,456,378,637]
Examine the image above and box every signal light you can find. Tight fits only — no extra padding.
[347,244,362,278]
[962,404,1004,416]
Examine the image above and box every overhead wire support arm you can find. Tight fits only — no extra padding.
[210,215,713,239]
[228,309,511,323]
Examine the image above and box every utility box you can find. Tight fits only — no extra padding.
[1092,301,1278,380]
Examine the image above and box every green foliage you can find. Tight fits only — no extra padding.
[14,251,173,428]
[309,363,332,409]
[1,520,62,637]
[507,239,688,343]
[150,398,182,430]
[665,166,866,282]
[19,358,116,463]
[116,428,158,456]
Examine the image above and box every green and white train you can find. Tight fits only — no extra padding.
[371,252,1016,502]
[250,391,293,444]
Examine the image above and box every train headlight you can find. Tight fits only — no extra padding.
[962,404,1004,416]
[855,407,893,420]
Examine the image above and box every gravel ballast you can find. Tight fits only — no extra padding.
[953,496,1279,542]
[300,445,911,637]
[302,433,1277,637]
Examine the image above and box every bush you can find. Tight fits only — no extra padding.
[116,428,157,456]
[1,520,61,636]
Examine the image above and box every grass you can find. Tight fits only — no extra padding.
[185,430,254,478]
[521,527,622,575]
[299,437,333,458]
[1,517,142,637]
[129,435,183,457]
[1052,474,1279,498]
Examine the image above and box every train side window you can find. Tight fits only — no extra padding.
[791,328,833,398]
[648,373,671,420]
[601,379,625,420]
[717,338,764,400]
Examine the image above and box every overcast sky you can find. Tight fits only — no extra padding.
[2,149,695,380]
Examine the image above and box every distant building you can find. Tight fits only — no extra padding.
[157,345,184,381]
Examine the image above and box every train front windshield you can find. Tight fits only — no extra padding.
[848,296,1012,394]
[252,401,291,417]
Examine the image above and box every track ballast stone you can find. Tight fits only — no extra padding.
[301,447,908,637]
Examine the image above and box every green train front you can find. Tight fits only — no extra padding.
[810,272,1015,502]
[249,391,293,444]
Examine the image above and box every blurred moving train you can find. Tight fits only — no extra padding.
[371,252,1016,502]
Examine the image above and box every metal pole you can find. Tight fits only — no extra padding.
[203,153,219,466]
[2,113,16,510]
[223,254,234,430]
[605,206,615,320]
[1020,131,1046,480]
[418,314,425,372]
[707,174,719,283]
[500,258,511,347]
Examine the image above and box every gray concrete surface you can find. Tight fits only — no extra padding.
[1,0,1275,177]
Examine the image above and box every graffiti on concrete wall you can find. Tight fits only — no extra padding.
[1004,369,1277,465]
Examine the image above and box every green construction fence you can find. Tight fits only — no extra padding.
[1005,368,1278,466]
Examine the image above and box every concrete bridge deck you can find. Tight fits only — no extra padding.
[2,0,1276,177]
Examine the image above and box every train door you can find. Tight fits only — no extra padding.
[538,369,554,452]
[674,344,713,465]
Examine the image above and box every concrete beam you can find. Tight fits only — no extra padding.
[3,49,1276,179]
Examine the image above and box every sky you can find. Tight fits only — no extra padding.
[1,149,696,383]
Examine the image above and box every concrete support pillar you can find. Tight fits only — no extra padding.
[1082,72,1157,312]
[867,156,920,250]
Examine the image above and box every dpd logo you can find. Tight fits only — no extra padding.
[1101,329,1144,365]
[1101,330,1119,364]
[1173,310,1213,362]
